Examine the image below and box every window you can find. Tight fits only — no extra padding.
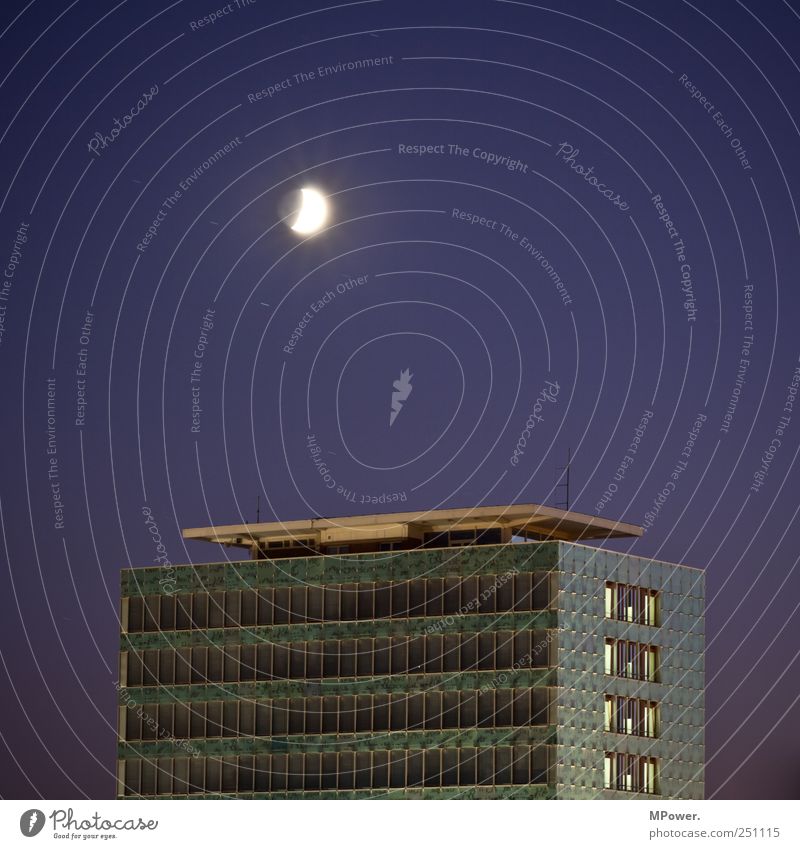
[604,639,659,682]
[604,695,659,737]
[121,573,552,633]
[605,582,658,626]
[264,538,313,550]
[123,746,550,795]
[422,528,503,548]
[121,688,552,741]
[643,701,658,737]
[422,531,448,548]
[476,528,502,545]
[604,753,658,794]
[448,530,476,543]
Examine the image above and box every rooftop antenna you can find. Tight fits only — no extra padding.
[256,494,261,524]
[555,447,571,511]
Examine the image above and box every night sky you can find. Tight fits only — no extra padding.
[1,0,799,800]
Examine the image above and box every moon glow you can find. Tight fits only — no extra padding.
[290,187,328,234]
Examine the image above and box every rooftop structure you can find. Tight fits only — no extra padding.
[182,503,643,559]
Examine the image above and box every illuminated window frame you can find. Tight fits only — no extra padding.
[603,752,658,794]
[604,639,659,682]
[604,582,658,626]
[604,695,659,737]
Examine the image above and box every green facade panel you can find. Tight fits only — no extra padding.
[121,543,559,595]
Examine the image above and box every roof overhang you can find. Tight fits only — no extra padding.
[182,503,642,550]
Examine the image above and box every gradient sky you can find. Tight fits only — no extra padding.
[1,0,799,799]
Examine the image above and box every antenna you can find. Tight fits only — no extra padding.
[555,447,571,510]
[256,494,261,524]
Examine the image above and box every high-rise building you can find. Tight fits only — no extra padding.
[116,503,704,798]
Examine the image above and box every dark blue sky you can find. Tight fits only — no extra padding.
[1,0,799,799]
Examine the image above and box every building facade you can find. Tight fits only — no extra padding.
[116,504,704,798]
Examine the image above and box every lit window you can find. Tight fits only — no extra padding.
[604,582,658,626]
[604,639,659,682]
[644,758,657,794]
[604,696,659,737]
[644,702,657,738]
[604,752,658,794]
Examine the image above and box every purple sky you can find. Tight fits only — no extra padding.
[0,0,799,799]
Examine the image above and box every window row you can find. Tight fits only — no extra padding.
[121,745,550,796]
[605,582,658,626]
[252,528,507,557]
[121,687,552,741]
[422,528,503,548]
[604,752,658,794]
[604,696,658,738]
[122,630,552,687]
[604,639,659,682]
[261,537,315,551]
[122,573,550,633]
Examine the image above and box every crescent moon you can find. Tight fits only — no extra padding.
[291,188,328,233]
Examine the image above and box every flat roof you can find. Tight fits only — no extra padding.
[182,502,642,549]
